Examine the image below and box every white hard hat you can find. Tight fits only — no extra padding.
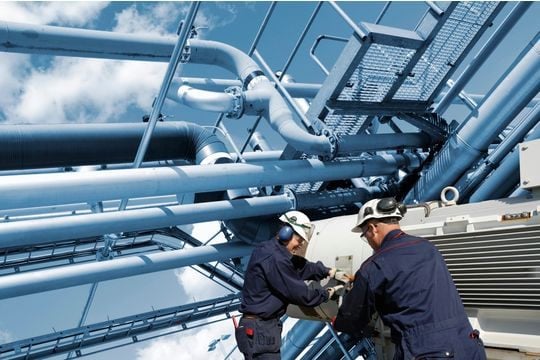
[279,210,315,242]
[351,198,405,233]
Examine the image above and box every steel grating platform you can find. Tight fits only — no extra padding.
[288,1,503,195]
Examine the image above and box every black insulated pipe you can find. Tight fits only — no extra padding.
[0,122,228,170]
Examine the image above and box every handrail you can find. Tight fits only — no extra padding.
[374,2,392,24]
[253,50,312,129]
[211,2,277,160]
[241,2,323,155]
[280,2,323,78]
[310,34,348,76]
[328,1,367,40]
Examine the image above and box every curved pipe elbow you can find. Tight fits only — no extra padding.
[173,85,236,113]
[187,39,334,157]
[187,39,261,86]
[245,87,334,157]
[268,91,333,157]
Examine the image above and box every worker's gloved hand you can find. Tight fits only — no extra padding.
[334,270,354,284]
[327,285,345,300]
[328,268,337,278]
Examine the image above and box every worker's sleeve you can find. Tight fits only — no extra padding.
[266,256,329,307]
[291,255,330,281]
[333,269,376,337]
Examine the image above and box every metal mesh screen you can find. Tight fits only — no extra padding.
[338,44,416,102]
[393,2,499,101]
[324,113,370,135]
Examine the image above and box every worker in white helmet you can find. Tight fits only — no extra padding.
[333,198,486,359]
[236,210,345,359]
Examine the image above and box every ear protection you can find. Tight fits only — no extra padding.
[377,197,407,216]
[278,225,294,243]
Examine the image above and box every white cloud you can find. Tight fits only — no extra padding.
[0,2,248,124]
[113,3,184,35]
[0,2,108,26]
[136,320,239,360]
[0,3,173,124]
[175,222,230,300]
[9,57,165,123]
[0,328,13,343]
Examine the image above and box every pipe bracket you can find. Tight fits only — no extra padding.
[180,44,191,63]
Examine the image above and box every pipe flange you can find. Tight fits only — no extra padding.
[224,86,245,119]
[284,188,297,210]
[322,128,339,160]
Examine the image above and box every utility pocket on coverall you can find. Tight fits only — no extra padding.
[235,318,282,356]
[253,318,282,353]
[235,318,255,357]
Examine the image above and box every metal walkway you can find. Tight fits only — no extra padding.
[0,294,240,360]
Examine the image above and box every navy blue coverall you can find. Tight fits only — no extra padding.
[334,230,486,360]
[236,237,330,359]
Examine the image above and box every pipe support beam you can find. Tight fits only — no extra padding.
[0,156,419,210]
[0,195,294,249]
[0,242,253,300]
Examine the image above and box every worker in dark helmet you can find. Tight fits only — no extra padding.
[334,198,486,360]
[236,210,345,359]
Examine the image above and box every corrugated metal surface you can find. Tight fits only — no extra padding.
[428,225,540,310]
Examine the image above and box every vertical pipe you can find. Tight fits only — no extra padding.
[435,2,532,114]
[213,1,276,132]
[405,33,540,203]
[253,50,311,129]
[123,2,200,210]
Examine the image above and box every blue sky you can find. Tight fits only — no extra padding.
[0,2,538,359]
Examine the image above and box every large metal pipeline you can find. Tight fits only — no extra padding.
[469,122,540,202]
[0,194,294,249]
[0,20,174,61]
[0,155,421,210]
[0,122,229,170]
[0,21,336,157]
[0,242,253,300]
[454,102,540,201]
[404,33,540,203]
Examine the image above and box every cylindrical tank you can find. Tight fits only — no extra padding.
[287,213,372,321]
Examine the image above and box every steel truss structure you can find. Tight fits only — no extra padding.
[0,1,539,359]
